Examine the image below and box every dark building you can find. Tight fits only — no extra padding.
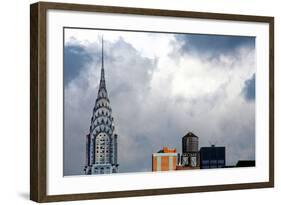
[236,160,255,167]
[200,145,225,169]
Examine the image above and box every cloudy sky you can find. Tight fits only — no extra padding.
[63,28,256,176]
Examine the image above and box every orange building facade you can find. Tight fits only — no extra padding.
[152,147,178,172]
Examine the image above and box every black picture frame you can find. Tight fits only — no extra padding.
[30,1,274,202]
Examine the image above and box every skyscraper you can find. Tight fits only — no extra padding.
[84,38,118,175]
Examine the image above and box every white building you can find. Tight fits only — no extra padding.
[84,38,118,175]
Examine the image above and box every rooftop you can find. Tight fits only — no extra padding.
[157,146,177,153]
[183,132,198,138]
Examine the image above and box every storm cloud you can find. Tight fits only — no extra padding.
[64,44,94,85]
[176,34,255,62]
[242,73,256,101]
[63,29,256,175]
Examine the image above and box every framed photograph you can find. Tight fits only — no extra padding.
[30,1,274,202]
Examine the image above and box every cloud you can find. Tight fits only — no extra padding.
[176,34,255,62]
[242,73,255,101]
[64,44,94,85]
[63,29,256,175]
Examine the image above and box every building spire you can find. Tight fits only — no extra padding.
[98,36,107,95]
[101,36,104,69]
[100,36,105,85]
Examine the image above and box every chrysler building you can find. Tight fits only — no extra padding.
[84,38,118,175]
